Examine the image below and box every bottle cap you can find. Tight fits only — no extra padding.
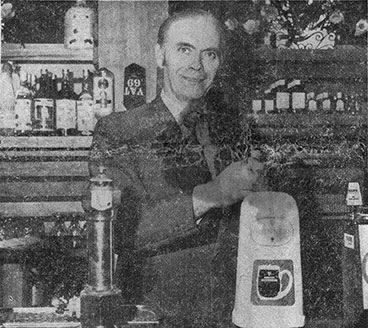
[337,92,342,98]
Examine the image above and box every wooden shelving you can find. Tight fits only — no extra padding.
[1,43,95,64]
[248,112,368,127]
[252,45,367,80]
[0,136,93,149]
[253,45,367,63]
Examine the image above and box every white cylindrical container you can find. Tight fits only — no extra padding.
[233,192,305,328]
[64,0,96,50]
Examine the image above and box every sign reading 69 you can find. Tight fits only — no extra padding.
[123,63,146,110]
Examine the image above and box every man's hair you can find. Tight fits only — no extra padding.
[157,8,226,60]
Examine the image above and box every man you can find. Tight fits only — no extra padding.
[89,8,264,328]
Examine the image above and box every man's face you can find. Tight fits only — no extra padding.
[156,16,221,103]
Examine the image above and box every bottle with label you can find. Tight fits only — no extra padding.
[275,79,290,113]
[56,69,78,135]
[93,67,114,118]
[288,79,306,113]
[264,87,276,114]
[14,70,33,134]
[33,69,56,134]
[77,69,96,135]
[307,92,317,112]
[251,87,263,115]
[68,216,83,249]
[322,92,332,113]
[0,62,16,130]
[335,92,345,113]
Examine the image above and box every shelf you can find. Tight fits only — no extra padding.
[1,43,94,63]
[0,136,93,149]
[248,112,368,127]
[253,45,367,63]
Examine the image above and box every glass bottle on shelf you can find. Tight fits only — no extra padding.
[307,92,317,112]
[335,92,345,113]
[288,79,306,113]
[275,79,290,113]
[322,92,332,113]
[264,87,275,114]
[251,87,263,115]
[93,67,114,118]
[33,69,56,134]
[56,69,78,136]
[14,70,33,135]
[68,216,83,249]
[0,62,16,130]
[316,93,324,111]
[50,213,68,242]
[77,69,96,135]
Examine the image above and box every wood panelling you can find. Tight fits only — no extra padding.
[0,137,91,218]
[97,1,168,110]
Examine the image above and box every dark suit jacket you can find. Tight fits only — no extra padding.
[89,93,245,327]
[89,94,243,250]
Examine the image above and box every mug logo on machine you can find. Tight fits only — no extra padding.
[251,259,295,306]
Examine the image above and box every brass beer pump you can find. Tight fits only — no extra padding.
[80,166,160,327]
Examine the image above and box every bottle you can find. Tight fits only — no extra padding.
[0,62,16,130]
[335,92,345,113]
[68,216,83,249]
[56,69,78,135]
[264,87,275,114]
[14,70,33,134]
[33,69,56,134]
[275,79,290,113]
[93,67,114,118]
[64,0,96,50]
[288,79,306,113]
[77,69,96,135]
[251,87,263,115]
[322,92,332,113]
[306,92,317,112]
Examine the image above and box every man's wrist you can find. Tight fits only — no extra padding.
[192,181,222,218]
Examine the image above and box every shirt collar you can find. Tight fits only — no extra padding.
[160,90,188,124]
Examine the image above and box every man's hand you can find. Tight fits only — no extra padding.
[193,158,265,218]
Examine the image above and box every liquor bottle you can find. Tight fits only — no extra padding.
[77,69,96,135]
[264,87,275,114]
[322,92,332,113]
[307,92,317,112]
[335,92,345,113]
[288,79,306,113]
[14,70,33,134]
[93,67,114,118]
[68,217,83,249]
[275,79,290,113]
[56,69,78,135]
[316,93,324,111]
[0,62,16,130]
[251,88,263,115]
[33,69,56,134]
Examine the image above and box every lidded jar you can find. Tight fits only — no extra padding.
[64,0,96,49]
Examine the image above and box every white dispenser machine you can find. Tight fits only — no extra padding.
[233,192,305,328]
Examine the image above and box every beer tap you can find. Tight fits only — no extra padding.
[80,165,160,327]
